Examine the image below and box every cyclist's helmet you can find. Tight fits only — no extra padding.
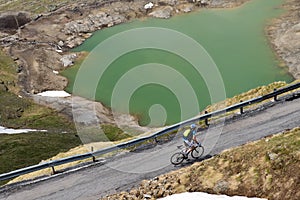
[190,124,196,129]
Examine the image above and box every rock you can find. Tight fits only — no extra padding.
[63,12,125,34]
[178,4,194,13]
[111,2,131,14]
[33,14,43,21]
[0,12,31,31]
[156,188,165,197]
[58,40,64,47]
[267,152,278,161]
[16,65,23,73]
[158,0,178,6]
[6,81,15,87]
[0,35,19,43]
[112,15,124,25]
[47,4,57,12]
[149,6,173,19]
[0,82,8,92]
[210,0,226,7]
[213,180,229,193]
[130,189,140,197]
[143,194,152,199]
[65,36,85,48]
[82,33,92,39]
[60,53,77,67]
[12,56,19,61]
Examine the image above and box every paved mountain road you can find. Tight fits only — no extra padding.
[0,97,299,200]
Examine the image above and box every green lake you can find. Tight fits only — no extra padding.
[62,0,293,126]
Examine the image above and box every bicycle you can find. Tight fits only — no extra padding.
[170,142,204,165]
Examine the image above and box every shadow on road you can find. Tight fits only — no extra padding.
[172,154,213,168]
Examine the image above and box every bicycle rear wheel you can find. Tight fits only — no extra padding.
[191,145,204,159]
[170,152,185,165]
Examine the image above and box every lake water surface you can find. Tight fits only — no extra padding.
[62,0,293,126]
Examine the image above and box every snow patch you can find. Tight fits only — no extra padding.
[144,2,154,9]
[158,192,267,200]
[0,126,47,134]
[36,91,71,97]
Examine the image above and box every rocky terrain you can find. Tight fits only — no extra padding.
[32,94,150,133]
[268,0,300,79]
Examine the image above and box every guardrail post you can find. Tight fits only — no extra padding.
[240,100,244,114]
[51,166,56,174]
[91,147,96,162]
[154,137,158,143]
[204,111,209,126]
[274,89,278,101]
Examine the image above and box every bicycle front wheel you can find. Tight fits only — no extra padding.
[170,152,185,165]
[191,146,204,159]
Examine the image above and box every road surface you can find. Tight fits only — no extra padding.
[0,96,299,200]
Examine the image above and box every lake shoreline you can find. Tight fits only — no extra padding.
[1,0,252,95]
[0,0,298,130]
[1,0,297,94]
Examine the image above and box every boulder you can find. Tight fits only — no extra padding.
[58,40,64,47]
[60,53,77,67]
[65,36,85,48]
[149,6,173,19]
[63,12,125,34]
[209,0,225,7]
[178,4,194,13]
[158,0,178,6]
[0,82,8,92]
[0,12,31,31]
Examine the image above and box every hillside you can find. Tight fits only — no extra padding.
[0,0,299,193]
[102,127,300,200]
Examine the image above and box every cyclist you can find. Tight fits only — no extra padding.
[182,123,199,157]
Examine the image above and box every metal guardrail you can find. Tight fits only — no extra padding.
[1,82,299,182]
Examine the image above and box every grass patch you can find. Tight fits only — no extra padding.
[0,0,70,14]
[101,124,132,141]
[5,125,143,184]
[75,124,133,144]
[0,49,17,77]
[203,81,288,113]
[0,131,81,185]
[0,0,99,14]
[0,49,18,93]
[0,91,75,132]
[199,80,300,126]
